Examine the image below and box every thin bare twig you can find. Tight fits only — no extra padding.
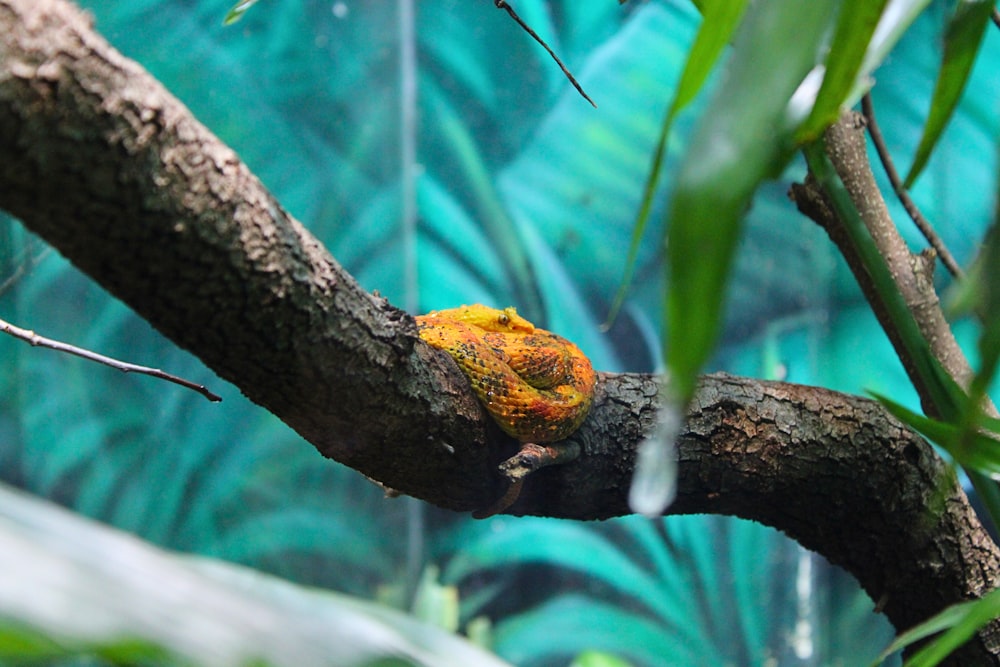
[861,93,963,279]
[0,316,222,402]
[494,0,597,108]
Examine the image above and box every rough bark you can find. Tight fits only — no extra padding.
[1,0,999,662]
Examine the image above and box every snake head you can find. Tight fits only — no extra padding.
[494,306,535,333]
[435,304,535,334]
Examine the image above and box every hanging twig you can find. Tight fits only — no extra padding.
[494,0,597,108]
[861,93,963,279]
[0,316,222,402]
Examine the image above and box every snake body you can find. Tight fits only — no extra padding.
[415,305,596,443]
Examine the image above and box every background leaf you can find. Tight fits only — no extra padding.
[904,0,994,187]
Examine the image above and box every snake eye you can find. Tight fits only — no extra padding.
[498,313,509,325]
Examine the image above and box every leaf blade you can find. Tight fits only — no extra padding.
[797,0,890,141]
[903,0,993,187]
[665,0,838,400]
[605,0,747,327]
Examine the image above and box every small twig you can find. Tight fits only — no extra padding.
[494,0,597,108]
[861,94,963,279]
[992,8,1000,31]
[0,316,222,402]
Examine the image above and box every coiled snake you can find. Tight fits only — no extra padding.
[416,305,596,516]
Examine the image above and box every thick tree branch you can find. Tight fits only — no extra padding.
[2,1,1000,661]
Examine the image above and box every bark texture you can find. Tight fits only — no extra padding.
[2,0,1000,662]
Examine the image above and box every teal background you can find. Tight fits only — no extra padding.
[2,1,998,664]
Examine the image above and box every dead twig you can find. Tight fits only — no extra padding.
[494,0,597,107]
[0,316,222,402]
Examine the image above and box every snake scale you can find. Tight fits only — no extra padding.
[415,304,596,443]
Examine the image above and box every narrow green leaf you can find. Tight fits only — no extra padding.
[871,592,983,665]
[570,650,636,667]
[0,623,66,660]
[944,438,1000,477]
[972,224,1000,381]
[666,0,838,400]
[672,0,749,112]
[807,142,1000,529]
[797,0,889,141]
[939,225,1000,525]
[223,0,261,26]
[873,391,1000,478]
[871,392,959,445]
[904,0,993,187]
[606,0,747,327]
[894,587,1000,667]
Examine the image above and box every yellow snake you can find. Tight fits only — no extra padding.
[415,305,596,443]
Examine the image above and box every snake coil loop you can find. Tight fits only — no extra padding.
[416,305,596,443]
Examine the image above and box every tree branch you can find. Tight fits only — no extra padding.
[790,112,978,413]
[2,1,999,661]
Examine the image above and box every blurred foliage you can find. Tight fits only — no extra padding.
[0,483,511,667]
[1,0,999,665]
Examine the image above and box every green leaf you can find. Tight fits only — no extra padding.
[872,392,959,443]
[872,587,1000,667]
[665,0,838,401]
[872,392,1000,478]
[672,0,749,113]
[969,224,1000,386]
[904,0,993,187]
[797,0,889,141]
[606,0,748,326]
[223,0,260,26]
[570,649,636,667]
[0,622,68,660]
